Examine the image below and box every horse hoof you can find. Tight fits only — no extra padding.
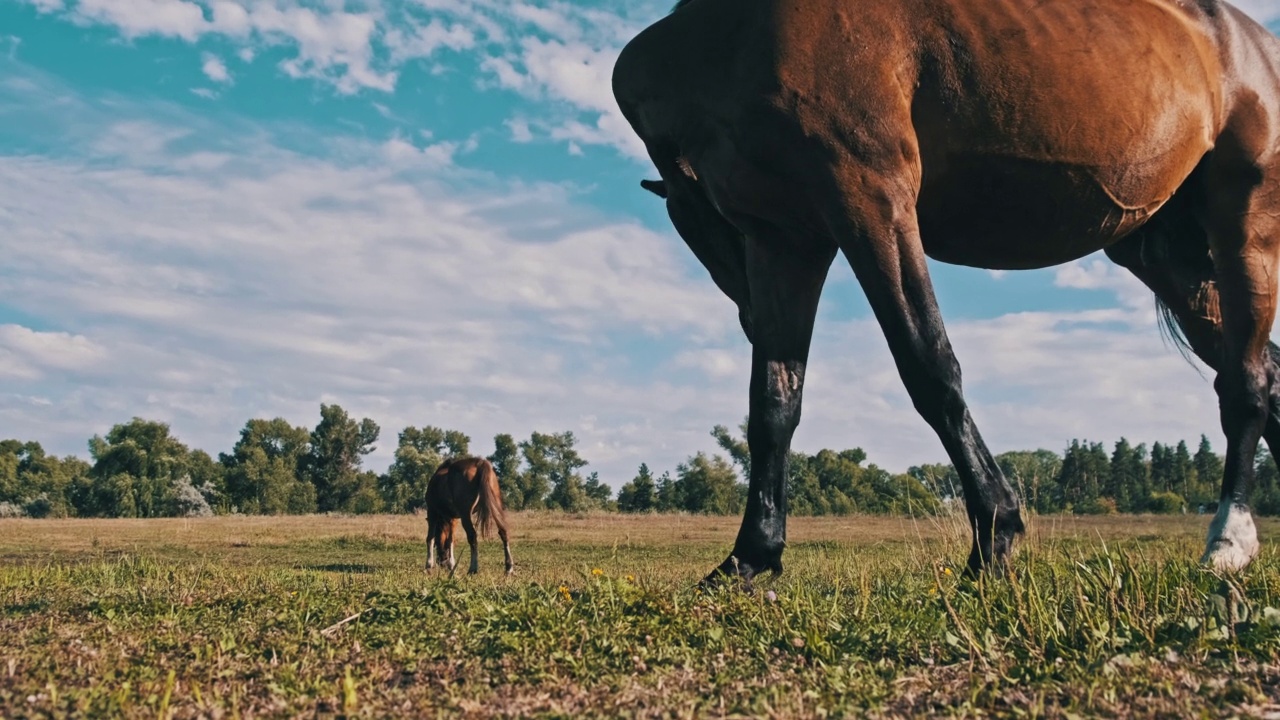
[699,553,782,592]
[1202,504,1259,573]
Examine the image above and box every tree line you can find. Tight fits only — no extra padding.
[1,405,1274,518]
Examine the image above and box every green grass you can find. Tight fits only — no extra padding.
[1,512,1279,718]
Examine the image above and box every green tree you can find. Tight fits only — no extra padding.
[85,418,193,518]
[1254,448,1280,515]
[1107,438,1146,513]
[182,449,225,515]
[673,453,744,515]
[0,440,87,517]
[995,450,1062,514]
[788,450,825,515]
[1055,440,1109,513]
[300,404,380,513]
[1190,435,1222,508]
[380,426,471,513]
[487,433,523,509]
[1150,442,1173,495]
[908,462,960,503]
[520,431,587,511]
[1171,440,1196,507]
[654,471,680,512]
[617,463,657,513]
[711,420,751,479]
[582,471,614,509]
[220,418,315,515]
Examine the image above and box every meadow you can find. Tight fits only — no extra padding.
[2,511,1279,718]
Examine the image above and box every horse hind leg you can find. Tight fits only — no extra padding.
[1198,142,1280,572]
[1107,198,1280,473]
[459,514,480,575]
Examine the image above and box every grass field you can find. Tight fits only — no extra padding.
[2,511,1280,718]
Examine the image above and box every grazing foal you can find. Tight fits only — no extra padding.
[425,457,514,576]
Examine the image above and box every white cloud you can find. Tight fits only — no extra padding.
[0,325,107,379]
[0,89,741,479]
[506,118,533,143]
[18,0,661,156]
[201,52,231,83]
[72,0,209,42]
[384,18,475,61]
[483,37,647,158]
[1054,257,1154,312]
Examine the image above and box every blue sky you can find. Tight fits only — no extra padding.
[1,0,1278,486]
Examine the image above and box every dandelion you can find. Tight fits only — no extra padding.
[943,567,953,576]
[558,585,571,601]
[929,585,938,596]
[591,568,604,577]
[625,574,636,582]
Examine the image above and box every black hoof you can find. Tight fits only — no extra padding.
[965,507,1025,577]
[699,552,783,591]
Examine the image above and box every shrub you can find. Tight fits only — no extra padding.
[1147,491,1186,515]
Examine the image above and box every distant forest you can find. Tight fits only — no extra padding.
[3,404,1278,519]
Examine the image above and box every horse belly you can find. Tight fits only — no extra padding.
[915,154,1168,270]
[905,0,1223,269]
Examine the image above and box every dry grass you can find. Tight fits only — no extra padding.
[1,511,1278,718]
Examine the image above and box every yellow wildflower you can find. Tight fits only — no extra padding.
[591,568,604,576]
[943,567,953,576]
[625,574,636,583]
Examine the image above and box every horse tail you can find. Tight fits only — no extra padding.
[473,458,506,539]
[1154,293,1199,368]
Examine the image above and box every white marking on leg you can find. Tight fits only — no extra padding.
[1202,503,1260,572]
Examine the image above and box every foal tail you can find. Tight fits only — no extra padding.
[474,458,507,539]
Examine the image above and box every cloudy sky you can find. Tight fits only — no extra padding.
[1,0,1278,486]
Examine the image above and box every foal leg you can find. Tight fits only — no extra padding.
[704,221,835,586]
[825,170,1024,574]
[460,514,481,575]
[444,520,458,576]
[498,525,514,575]
[425,516,438,570]
[1198,147,1280,572]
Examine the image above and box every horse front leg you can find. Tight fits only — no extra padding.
[425,517,438,570]
[828,174,1024,575]
[702,220,835,588]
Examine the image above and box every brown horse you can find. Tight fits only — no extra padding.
[425,457,514,576]
[613,0,1280,584]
